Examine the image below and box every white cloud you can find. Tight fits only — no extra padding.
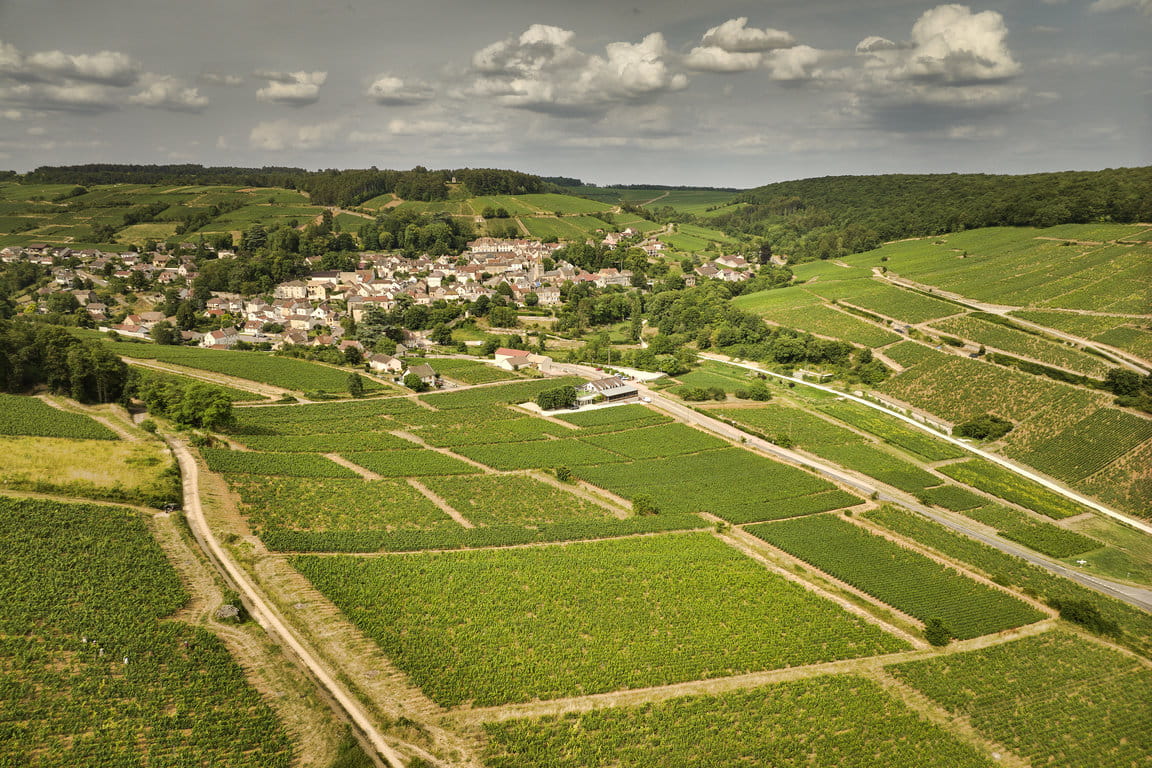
[683,47,764,73]
[684,18,797,73]
[765,46,827,81]
[838,4,1025,131]
[1089,0,1152,15]
[366,74,433,105]
[129,75,208,112]
[198,73,244,87]
[700,17,796,52]
[0,82,115,112]
[255,70,327,105]
[249,119,341,150]
[24,48,141,86]
[469,25,686,115]
[858,4,1020,85]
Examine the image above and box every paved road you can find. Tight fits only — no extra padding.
[552,361,1152,613]
[165,436,409,768]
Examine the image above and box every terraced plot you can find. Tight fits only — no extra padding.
[929,314,1112,378]
[0,496,292,767]
[0,394,118,440]
[958,504,1100,558]
[341,449,481,477]
[863,506,1152,655]
[748,515,1045,639]
[937,458,1091,519]
[228,475,450,536]
[455,438,626,470]
[426,357,520,384]
[420,474,612,526]
[201,448,358,478]
[484,675,993,768]
[579,422,728,459]
[422,377,585,409]
[818,400,963,461]
[557,403,672,432]
[104,340,385,394]
[293,534,908,707]
[1013,407,1152,483]
[891,632,1152,768]
[575,447,859,524]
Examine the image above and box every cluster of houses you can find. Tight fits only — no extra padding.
[7,234,758,348]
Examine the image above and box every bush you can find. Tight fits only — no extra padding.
[536,385,577,410]
[955,413,1013,441]
[925,617,951,646]
[1050,598,1120,637]
[555,466,573,483]
[139,419,158,433]
[632,495,660,516]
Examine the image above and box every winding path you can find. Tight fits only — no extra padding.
[165,436,410,768]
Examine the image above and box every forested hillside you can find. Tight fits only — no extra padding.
[20,164,556,207]
[714,167,1152,261]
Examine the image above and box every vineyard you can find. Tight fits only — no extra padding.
[806,280,962,325]
[843,227,1151,314]
[862,506,1152,655]
[1013,407,1152,483]
[0,394,118,440]
[454,438,625,470]
[937,459,1090,519]
[929,314,1113,378]
[579,422,728,459]
[292,534,907,707]
[747,515,1045,639]
[808,443,943,494]
[228,475,450,535]
[484,675,992,768]
[0,496,292,767]
[422,377,584,409]
[959,504,1100,558]
[341,449,481,477]
[427,357,521,385]
[556,403,672,432]
[891,632,1152,768]
[201,447,359,477]
[104,339,386,394]
[919,484,987,511]
[419,474,614,526]
[816,400,964,461]
[265,513,707,553]
[574,448,856,524]
[230,396,422,435]
[231,431,415,452]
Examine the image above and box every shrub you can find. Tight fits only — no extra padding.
[925,617,951,646]
[955,413,1014,440]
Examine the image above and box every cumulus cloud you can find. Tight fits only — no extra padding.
[0,40,146,112]
[366,74,433,105]
[469,25,687,115]
[255,70,326,105]
[684,17,797,73]
[702,17,796,52]
[198,72,244,87]
[249,119,341,150]
[24,49,140,86]
[765,45,827,81]
[129,75,208,112]
[843,4,1024,131]
[0,82,116,112]
[1089,0,1152,14]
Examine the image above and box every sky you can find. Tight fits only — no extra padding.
[0,0,1148,188]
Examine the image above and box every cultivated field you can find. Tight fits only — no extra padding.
[293,534,908,707]
[0,496,293,766]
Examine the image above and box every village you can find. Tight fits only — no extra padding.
[1,230,756,357]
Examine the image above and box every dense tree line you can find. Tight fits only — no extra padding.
[19,164,557,208]
[715,167,1152,261]
[0,320,128,402]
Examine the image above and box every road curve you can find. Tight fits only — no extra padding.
[164,436,409,768]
